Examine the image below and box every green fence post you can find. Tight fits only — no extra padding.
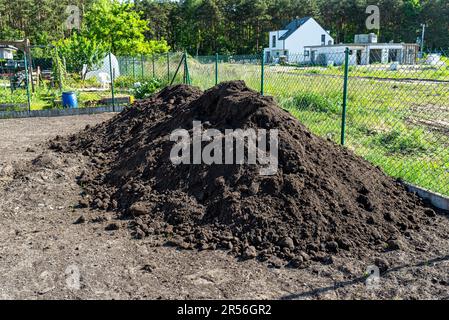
[141,54,144,78]
[55,47,63,91]
[341,47,350,145]
[215,53,218,86]
[260,51,265,95]
[132,57,136,78]
[152,54,155,78]
[23,53,32,112]
[183,53,186,84]
[167,52,170,83]
[170,53,184,86]
[109,52,116,112]
[184,51,191,85]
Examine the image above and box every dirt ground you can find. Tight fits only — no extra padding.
[0,113,448,300]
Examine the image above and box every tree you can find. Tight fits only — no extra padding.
[195,0,224,54]
[55,30,108,78]
[134,0,176,42]
[53,0,170,78]
[0,0,96,44]
[1,0,448,55]
[83,0,169,56]
[421,0,449,49]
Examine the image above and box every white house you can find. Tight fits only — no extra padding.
[304,33,419,66]
[0,45,17,60]
[264,17,334,63]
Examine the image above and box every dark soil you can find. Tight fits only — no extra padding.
[50,81,437,268]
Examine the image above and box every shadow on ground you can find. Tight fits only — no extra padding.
[280,254,449,300]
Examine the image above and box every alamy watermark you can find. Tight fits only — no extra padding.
[365,265,381,290]
[366,5,380,30]
[65,5,81,31]
[65,264,81,291]
[31,264,81,294]
[170,121,279,176]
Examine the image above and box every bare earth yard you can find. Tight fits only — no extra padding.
[0,114,448,300]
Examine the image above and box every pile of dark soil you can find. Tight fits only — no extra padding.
[51,81,436,268]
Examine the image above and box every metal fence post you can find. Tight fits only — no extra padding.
[109,52,116,112]
[28,49,35,93]
[132,57,136,78]
[215,53,218,86]
[55,47,63,91]
[23,53,32,112]
[167,52,170,83]
[260,51,265,95]
[152,54,155,78]
[170,53,185,86]
[341,47,350,145]
[183,52,186,84]
[141,54,144,78]
[184,51,191,85]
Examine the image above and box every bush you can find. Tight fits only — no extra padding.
[131,78,163,99]
[114,75,139,88]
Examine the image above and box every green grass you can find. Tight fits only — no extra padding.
[2,58,448,196]
[289,63,449,82]
[0,85,117,111]
[189,60,449,196]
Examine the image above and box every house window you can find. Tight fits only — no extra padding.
[272,35,276,48]
[321,34,326,45]
[304,49,310,57]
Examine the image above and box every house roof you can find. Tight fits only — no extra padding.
[0,45,18,51]
[279,17,311,40]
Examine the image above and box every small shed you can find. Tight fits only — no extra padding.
[0,45,18,60]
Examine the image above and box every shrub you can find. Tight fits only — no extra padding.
[131,78,163,99]
[114,75,138,88]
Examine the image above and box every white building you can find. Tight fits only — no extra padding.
[304,33,419,66]
[0,45,17,60]
[264,17,334,63]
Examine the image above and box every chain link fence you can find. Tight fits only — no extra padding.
[187,49,449,197]
[1,46,448,196]
[0,47,186,112]
[0,53,30,112]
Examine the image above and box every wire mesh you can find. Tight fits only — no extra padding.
[190,55,216,89]
[1,45,448,196]
[0,49,188,111]
[0,54,29,111]
[264,51,347,144]
[188,50,449,196]
[345,50,449,196]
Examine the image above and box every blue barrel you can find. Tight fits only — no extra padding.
[62,92,78,109]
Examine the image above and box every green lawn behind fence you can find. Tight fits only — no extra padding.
[189,60,449,196]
